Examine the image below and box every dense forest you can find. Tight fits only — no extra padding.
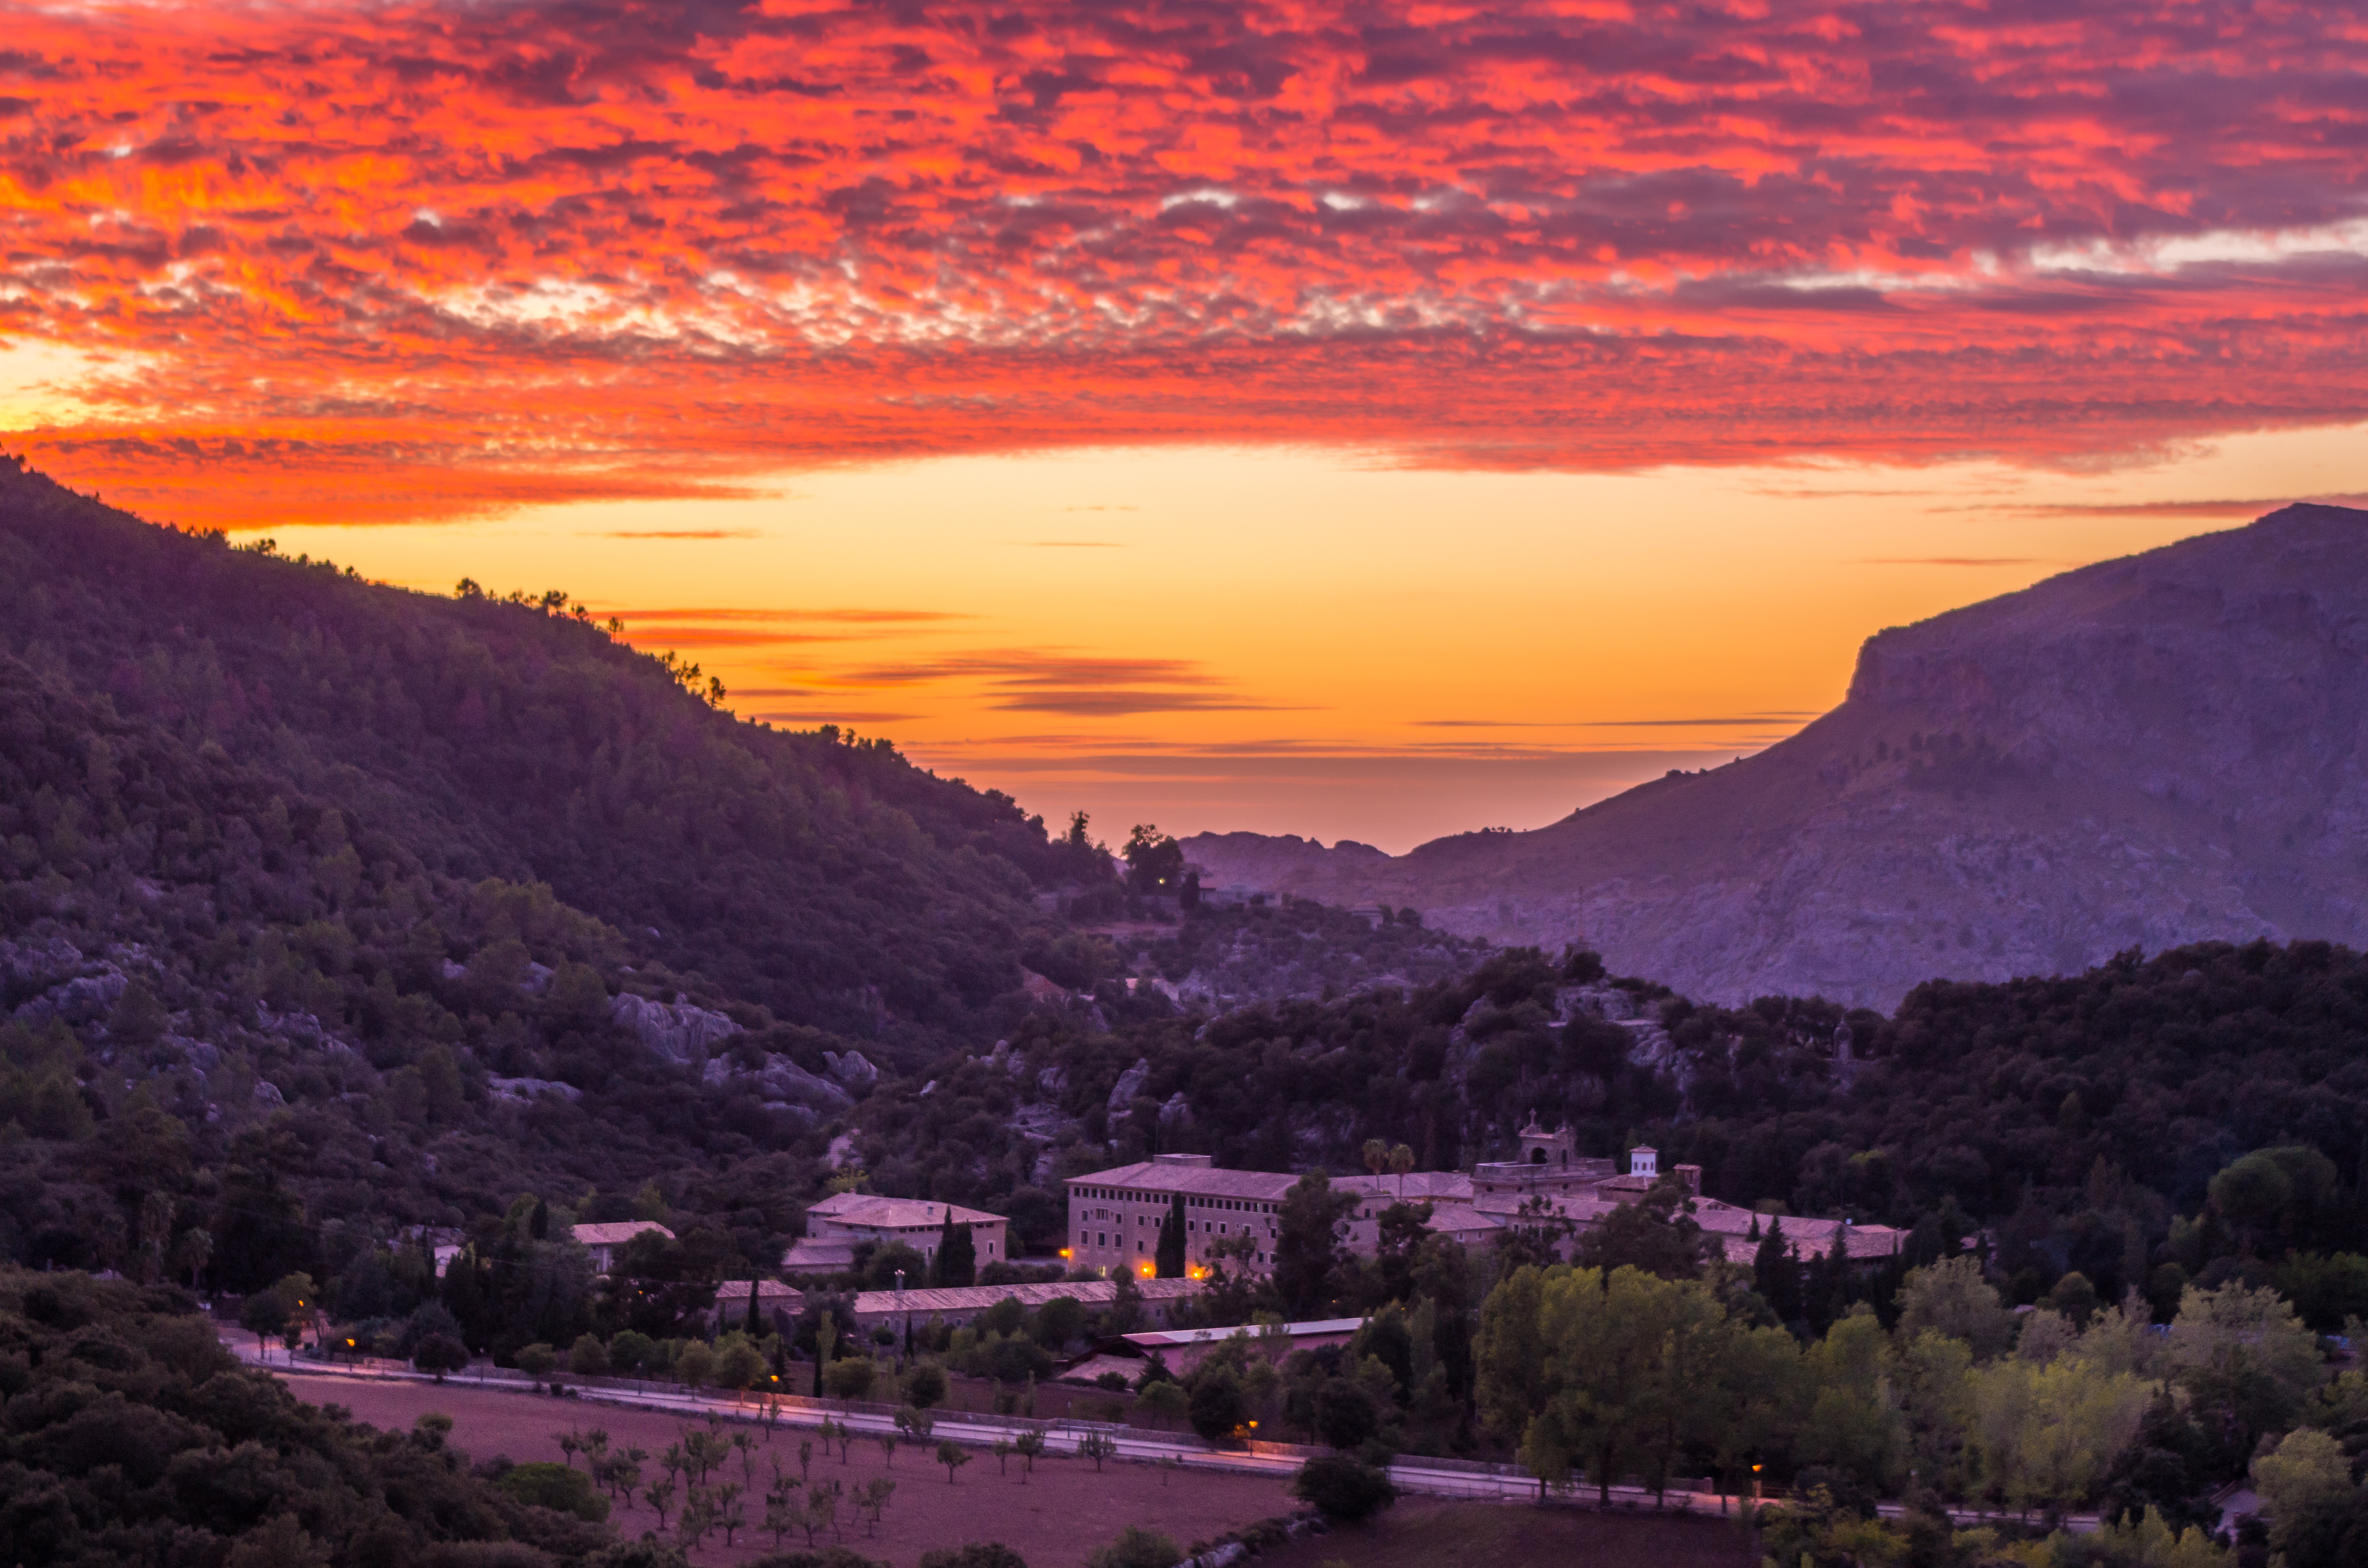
[0,1267,637,1566]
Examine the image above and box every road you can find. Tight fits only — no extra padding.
[220,1334,2088,1530]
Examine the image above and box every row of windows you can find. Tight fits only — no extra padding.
[1071,1186,1282,1215]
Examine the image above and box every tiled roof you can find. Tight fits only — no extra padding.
[1335,1172,1476,1203]
[851,1277,1204,1317]
[715,1279,805,1302]
[809,1195,1004,1228]
[781,1237,861,1272]
[571,1221,675,1247]
[1122,1317,1362,1348]
[1066,1162,1307,1201]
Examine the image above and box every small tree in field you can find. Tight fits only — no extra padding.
[1077,1431,1116,1472]
[1014,1428,1044,1481]
[412,1334,469,1383]
[937,1440,971,1483]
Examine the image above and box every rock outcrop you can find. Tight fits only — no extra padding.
[1184,505,2368,1009]
[609,992,741,1064]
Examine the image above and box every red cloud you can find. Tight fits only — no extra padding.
[2,0,2364,526]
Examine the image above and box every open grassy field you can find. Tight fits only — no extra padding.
[1259,1498,1759,1568]
[290,1372,1296,1568]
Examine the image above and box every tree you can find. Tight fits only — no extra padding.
[413,1334,469,1382]
[1077,1432,1116,1471]
[238,1289,290,1354]
[1273,1173,1357,1318]
[1138,1379,1188,1430]
[1895,1256,2015,1361]
[825,1356,877,1404]
[1967,1351,2151,1520]
[2252,1428,2359,1568]
[937,1440,971,1483]
[936,1214,976,1289]
[1154,1196,1187,1280]
[906,1360,948,1409]
[1293,1453,1398,1522]
[715,1335,767,1395]
[1187,1365,1247,1440]
[1013,1429,1045,1480]
[516,1342,558,1377]
[569,1333,610,1377]
[2166,1281,2323,1453]
[1122,825,1184,894]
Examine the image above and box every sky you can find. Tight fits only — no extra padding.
[3,1,2365,849]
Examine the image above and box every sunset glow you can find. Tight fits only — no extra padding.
[6,0,2366,842]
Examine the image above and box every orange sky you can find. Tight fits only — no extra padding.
[4,1,2366,846]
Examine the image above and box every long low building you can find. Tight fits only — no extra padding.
[848,1276,1204,1333]
[1065,1121,1900,1277]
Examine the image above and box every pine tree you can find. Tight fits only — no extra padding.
[1155,1194,1188,1279]
[1753,1216,1802,1324]
[935,1213,975,1288]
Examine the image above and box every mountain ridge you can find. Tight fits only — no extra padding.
[1182,504,2368,1007]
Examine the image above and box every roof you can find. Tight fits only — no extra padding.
[1423,1207,1504,1238]
[1122,1317,1363,1348]
[1336,1172,1476,1204]
[715,1279,805,1302]
[1067,1162,1307,1202]
[571,1221,674,1247]
[807,1193,1005,1228]
[851,1277,1204,1317]
[781,1237,861,1273]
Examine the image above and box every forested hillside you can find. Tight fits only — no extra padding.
[0,456,1061,1043]
[858,938,2368,1319]
[0,1268,624,1567]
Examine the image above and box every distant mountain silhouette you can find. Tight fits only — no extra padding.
[1184,505,2368,1007]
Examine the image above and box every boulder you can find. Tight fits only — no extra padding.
[1106,1056,1151,1115]
[822,1048,878,1088]
[610,992,742,1065]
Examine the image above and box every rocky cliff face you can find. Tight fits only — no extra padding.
[1183,504,2368,1008]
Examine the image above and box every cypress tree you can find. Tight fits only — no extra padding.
[1155,1194,1188,1279]
[745,1277,764,1339]
[936,1213,975,1288]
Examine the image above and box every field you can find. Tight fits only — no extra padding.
[1258,1498,1758,1568]
[291,1373,1297,1568]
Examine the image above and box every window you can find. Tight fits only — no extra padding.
[1097,1232,1106,1247]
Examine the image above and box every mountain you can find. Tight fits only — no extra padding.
[1183,504,2368,1007]
[0,457,1067,1050]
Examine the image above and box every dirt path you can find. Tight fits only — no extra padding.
[296,1372,1297,1568]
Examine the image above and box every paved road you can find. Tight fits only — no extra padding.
[222,1335,2086,1530]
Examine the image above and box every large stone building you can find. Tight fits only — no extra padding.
[1064,1120,1903,1275]
[782,1193,1010,1277]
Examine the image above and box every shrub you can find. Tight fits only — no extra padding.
[918,1546,1029,1568]
[906,1361,948,1409]
[568,1334,609,1377]
[1085,1526,1180,1568]
[1292,1453,1397,1523]
[493,1460,610,1523]
[514,1342,557,1377]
